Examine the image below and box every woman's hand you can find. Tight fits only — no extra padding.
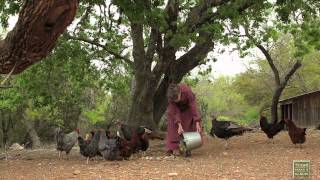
[196,122,202,133]
[177,123,184,135]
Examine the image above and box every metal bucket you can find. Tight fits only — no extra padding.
[179,132,202,152]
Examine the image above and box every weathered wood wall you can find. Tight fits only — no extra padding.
[281,91,320,127]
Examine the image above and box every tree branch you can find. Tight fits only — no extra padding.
[151,0,179,83]
[186,0,230,32]
[131,23,146,69]
[146,28,159,63]
[0,0,78,74]
[176,33,215,75]
[0,62,17,86]
[73,4,93,34]
[281,60,302,87]
[186,0,254,33]
[244,26,281,85]
[164,0,179,46]
[256,44,281,85]
[64,34,133,67]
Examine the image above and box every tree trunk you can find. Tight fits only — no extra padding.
[152,72,186,126]
[153,76,171,126]
[130,37,214,129]
[252,37,302,124]
[24,120,41,149]
[128,77,158,129]
[1,120,9,149]
[127,1,216,129]
[0,110,13,148]
[270,61,301,123]
[270,86,285,123]
[0,0,78,74]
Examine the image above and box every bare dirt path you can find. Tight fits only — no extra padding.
[1,130,320,180]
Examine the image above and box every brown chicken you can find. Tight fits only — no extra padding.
[284,118,306,147]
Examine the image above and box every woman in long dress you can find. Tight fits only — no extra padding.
[166,83,202,156]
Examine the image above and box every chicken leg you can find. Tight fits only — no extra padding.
[224,140,229,150]
[86,157,89,164]
[138,151,146,158]
[58,151,61,158]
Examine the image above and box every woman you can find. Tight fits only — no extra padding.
[166,83,202,156]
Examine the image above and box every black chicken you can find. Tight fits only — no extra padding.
[260,116,285,143]
[284,118,306,148]
[98,129,122,161]
[55,128,79,158]
[78,130,101,164]
[210,115,252,149]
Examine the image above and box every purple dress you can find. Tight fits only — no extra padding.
[166,84,202,151]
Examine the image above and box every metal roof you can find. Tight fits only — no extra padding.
[279,90,320,103]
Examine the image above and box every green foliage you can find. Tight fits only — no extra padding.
[194,77,252,126]
[0,0,21,28]
[83,98,107,124]
[182,76,199,87]
[239,107,260,125]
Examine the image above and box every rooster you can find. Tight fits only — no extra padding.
[130,126,150,153]
[55,128,79,158]
[283,118,306,147]
[260,116,285,143]
[117,122,153,154]
[78,130,101,164]
[116,136,133,159]
[210,115,252,149]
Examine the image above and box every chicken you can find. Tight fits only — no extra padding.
[78,130,101,164]
[98,129,122,161]
[210,115,252,149]
[89,131,95,139]
[260,116,285,143]
[117,123,134,141]
[131,126,150,153]
[112,136,131,160]
[55,128,79,158]
[116,120,163,140]
[284,118,306,147]
[119,123,153,153]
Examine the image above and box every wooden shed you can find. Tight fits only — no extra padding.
[279,90,320,127]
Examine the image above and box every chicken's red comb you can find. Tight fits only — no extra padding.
[75,128,80,133]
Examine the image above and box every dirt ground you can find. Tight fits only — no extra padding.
[1,130,320,180]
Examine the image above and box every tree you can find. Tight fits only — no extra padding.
[246,33,301,123]
[225,0,320,123]
[58,0,316,128]
[122,0,266,128]
[0,0,78,74]
[233,36,320,123]
[0,36,103,146]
